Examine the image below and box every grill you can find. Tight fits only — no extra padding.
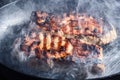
[0,0,120,80]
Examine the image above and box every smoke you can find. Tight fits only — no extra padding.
[72,0,120,79]
[0,0,120,79]
[0,0,36,39]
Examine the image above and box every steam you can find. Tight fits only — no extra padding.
[0,0,120,80]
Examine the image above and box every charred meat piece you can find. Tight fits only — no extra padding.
[13,10,117,74]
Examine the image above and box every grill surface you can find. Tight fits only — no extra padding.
[0,0,120,80]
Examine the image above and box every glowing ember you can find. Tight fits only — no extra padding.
[13,11,117,74]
